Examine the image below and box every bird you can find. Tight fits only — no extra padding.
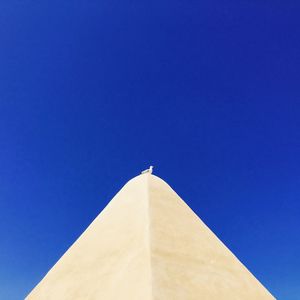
[141,166,153,174]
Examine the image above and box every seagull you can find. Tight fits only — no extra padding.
[141,166,153,174]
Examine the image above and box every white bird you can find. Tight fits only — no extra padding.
[141,166,153,174]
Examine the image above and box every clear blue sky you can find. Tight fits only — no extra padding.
[0,1,299,299]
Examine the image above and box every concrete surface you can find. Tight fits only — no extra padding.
[26,174,275,299]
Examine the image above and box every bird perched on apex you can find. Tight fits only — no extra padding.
[141,166,153,174]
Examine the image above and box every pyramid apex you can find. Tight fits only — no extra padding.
[129,171,170,190]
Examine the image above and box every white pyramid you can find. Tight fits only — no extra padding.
[26,174,275,299]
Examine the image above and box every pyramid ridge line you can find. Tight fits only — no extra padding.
[145,173,153,300]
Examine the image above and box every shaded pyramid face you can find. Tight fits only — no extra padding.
[26,174,275,299]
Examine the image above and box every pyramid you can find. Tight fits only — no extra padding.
[26,174,275,299]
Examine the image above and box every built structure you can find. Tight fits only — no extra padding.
[26,173,275,299]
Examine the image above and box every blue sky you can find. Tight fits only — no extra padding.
[0,1,299,299]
